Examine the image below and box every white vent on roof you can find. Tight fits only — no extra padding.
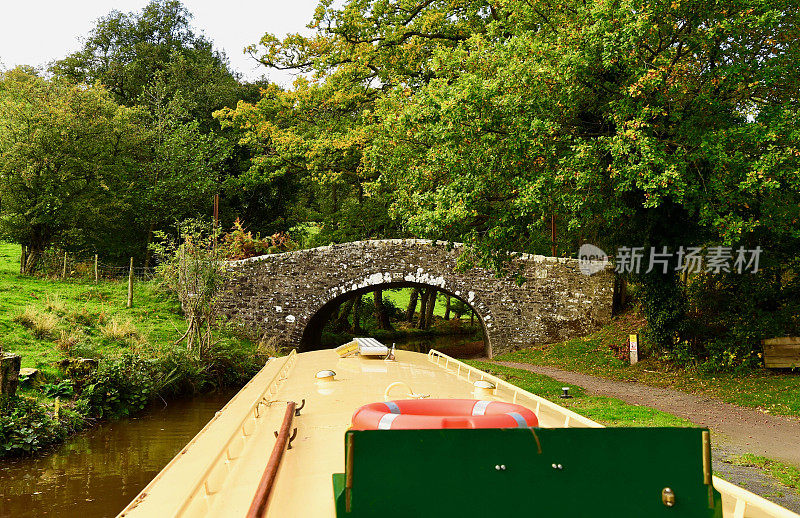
[355,337,389,356]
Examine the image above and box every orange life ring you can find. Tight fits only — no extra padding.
[351,399,539,430]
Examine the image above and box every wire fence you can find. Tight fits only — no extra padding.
[28,252,158,282]
[96,262,157,282]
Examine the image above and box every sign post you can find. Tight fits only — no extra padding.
[629,334,639,365]
[628,334,639,365]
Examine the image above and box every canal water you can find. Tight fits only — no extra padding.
[0,391,234,518]
[392,334,485,358]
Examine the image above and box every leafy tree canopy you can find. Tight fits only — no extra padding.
[0,68,142,271]
[51,0,244,130]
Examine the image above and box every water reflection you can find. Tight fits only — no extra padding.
[0,391,233,518]
[392,334,485,359]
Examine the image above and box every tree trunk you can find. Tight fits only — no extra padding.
[373,289,392,330]
[143,222,156,269]
[424,289,436,330]
[0,353,22,397]
[19,246,26,275]
[23,244,44,275]
[613,276,628,315]
[444,295,451,320]
[333,299,354,332]
[406,288,419,322]
[416,290,429,329]
[352,294,363,334]
[470,310,475,326]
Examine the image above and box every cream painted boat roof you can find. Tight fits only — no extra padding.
[118,349,798,518]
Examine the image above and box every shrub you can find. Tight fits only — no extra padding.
[221,218,298,260]
[14,307,58,339]
[55,329,84,353]
[152,220,227,355]
[44,293,66,314]
[41,380,75,398]
[99,318,141,343]
[0,396,65,456]
[79,353,159,418]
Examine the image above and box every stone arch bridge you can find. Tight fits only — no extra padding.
[217,240,614,357]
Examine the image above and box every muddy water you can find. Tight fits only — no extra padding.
[0,391,234,518]
[392,334,486,358]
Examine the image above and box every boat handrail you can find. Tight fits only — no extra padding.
[246,401,297,518]
[426,349,601,428]
[175,349,299,515]
[713,476,800,518]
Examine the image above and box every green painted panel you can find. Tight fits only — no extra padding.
[333,428,722,517]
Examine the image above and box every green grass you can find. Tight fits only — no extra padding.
[0,242,252,380]
[733,454,800,494]
[497,311,800,419]
[0,242,261,457]
[467,360,693,428]
[382,289,471,320]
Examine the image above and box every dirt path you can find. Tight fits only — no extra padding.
[493,361,800,512]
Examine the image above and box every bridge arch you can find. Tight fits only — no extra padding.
[217,240,613,357]
[295,277,495,355]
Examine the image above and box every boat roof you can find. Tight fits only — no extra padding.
[118,348,799,518]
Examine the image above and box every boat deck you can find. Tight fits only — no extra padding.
[118,349,798,518]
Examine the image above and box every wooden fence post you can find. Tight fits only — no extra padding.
[62,251,68,279]
[94,254,99,283]
[127,257,134,308]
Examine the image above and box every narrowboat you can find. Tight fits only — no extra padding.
[118,343,799,517]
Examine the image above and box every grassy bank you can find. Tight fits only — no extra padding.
[467,360,692,428]
[0,242,259,457]
[734,454,800,494]
[497,310,800,418]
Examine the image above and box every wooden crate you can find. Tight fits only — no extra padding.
[762,337,800,368]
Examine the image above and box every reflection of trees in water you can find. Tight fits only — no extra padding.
[393,334,486,359]
[1,392,232,517]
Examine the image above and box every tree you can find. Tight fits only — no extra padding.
[373,289,392,330]
[51,0,243,130]
[365,0,800,351]
[0,68,141,272]
[405,288,419,322]
[135,75,227,266]
[215,78,399,246]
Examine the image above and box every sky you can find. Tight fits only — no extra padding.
[0,1,321,86]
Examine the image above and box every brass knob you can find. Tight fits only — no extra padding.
[662,487,676,507]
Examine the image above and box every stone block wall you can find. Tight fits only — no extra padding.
[216,240,614,357]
